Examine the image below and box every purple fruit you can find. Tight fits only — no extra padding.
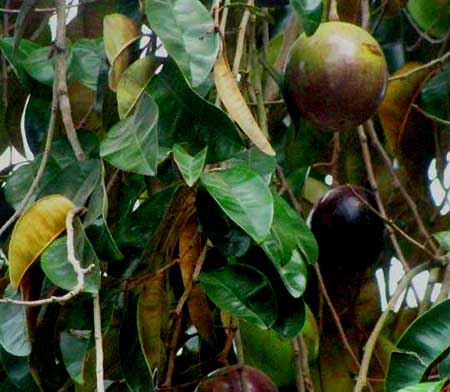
[310,185,384,272]
[285,22,388,131]
[196,365,278,392]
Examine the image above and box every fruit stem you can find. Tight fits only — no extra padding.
[328,0,340,22]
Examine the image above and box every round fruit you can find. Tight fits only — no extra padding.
[284,22,388,131]
[309,184,384,272]
[195,365,278,392]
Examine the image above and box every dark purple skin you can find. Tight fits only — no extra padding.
[196,365,278,392]
[310,184,385,273]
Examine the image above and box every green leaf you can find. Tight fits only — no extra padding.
[386,299,450,391]
[0,348,37,391]
[117,56,160,119]
[240,321,296,387]
[24,95,51,155]
[21,46,55,86]
[200,167,274,243]
[290,0,323,36]
[0,37,40,87]
[173,144,207,187]
[200,263,278,328]
[271,291,306,338]
[395,380,447,392]
[0,292,31,357]
[70,38,105,91]
[145,0,219,87]
[407,0,450,38]
[261,193,317,296]
[40,219,101,294]
[227,147,277,182]
[433,231,450,252]
[419,66,450,128]
[147,59,244,163]
[100,93,160,175]
[60,330,91,384]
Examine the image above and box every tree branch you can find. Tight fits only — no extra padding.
[0,207,95,306]
[55,0,86,161]
[93,293,105,392]
[353,262,431,392]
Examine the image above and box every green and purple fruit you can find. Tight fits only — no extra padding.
[285,22,388,131]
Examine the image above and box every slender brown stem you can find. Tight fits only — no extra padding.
[389,50,450,81]
[276,165,304,214]
[55,0,86,161]
[232,0,254,76]
[364,120,438,254]
[412,103,450,126]
[314,263,361,369]
[293,338,306,392]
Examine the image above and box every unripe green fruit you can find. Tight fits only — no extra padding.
[285,22,388,131]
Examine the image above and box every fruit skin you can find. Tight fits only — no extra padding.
[309,184,384,273]
[195,365,278,392]
[285,22,388,131]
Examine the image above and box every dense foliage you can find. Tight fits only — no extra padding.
[0,0,449,391]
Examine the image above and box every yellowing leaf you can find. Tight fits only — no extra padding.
[117,56,160,119]
[103,14,140,91]
[214,53,275,157]
[8,195,75,288]
[137,273,167,372]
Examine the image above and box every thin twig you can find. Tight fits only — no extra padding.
[1,0,9,107]
[55,0,86,161]
[364,120,438,254]
[314,263,361,369]
[232,0,253,77]
[357,125,412,271]
[389,50,450,81]
[276,165,304,214]
[403,9,445,45]
[353,262,431,392]
[293,338,306,392]
[360,0,370,30]
[412,103,450,126]
[93,293,105,392]
[0,207,95,306]
[328,0,339,21]
[298,336,314,391]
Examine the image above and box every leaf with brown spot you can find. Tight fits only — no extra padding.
[179,216,216,346]
[68,81,101,130]
[8,195,75,288]
[137,272,167,373]
[103,14,140,91]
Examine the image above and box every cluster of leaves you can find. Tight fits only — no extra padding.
[0,0,449,391]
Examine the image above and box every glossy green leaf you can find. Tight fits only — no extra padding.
[21,46,55,86]
[272,291,306,338]
[60,330,91,384]
[145,0,219,87]
[0,293,31,357]
[0,348,37,391]
[24,95,51,155]
[290,0,323,36]
[173,144,207,187]
[407,0,450,38]
[117,56,159,119]
[200,263,278,328]
[419,66,450,128]
[386,299,450,391]
[0,37,40,87]
[395,380,447,392]
[71,38,104,91]
[227,147,277,182]
[100,93,159,175]
[115,185,179,251]
[40,219,101,294]
[147,59,244,163]
[200,167,274,243]
[240,321,296,387]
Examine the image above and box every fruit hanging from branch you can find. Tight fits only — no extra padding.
[284,22,388,131]
[310,184,385,273]
[195,365,278,392]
